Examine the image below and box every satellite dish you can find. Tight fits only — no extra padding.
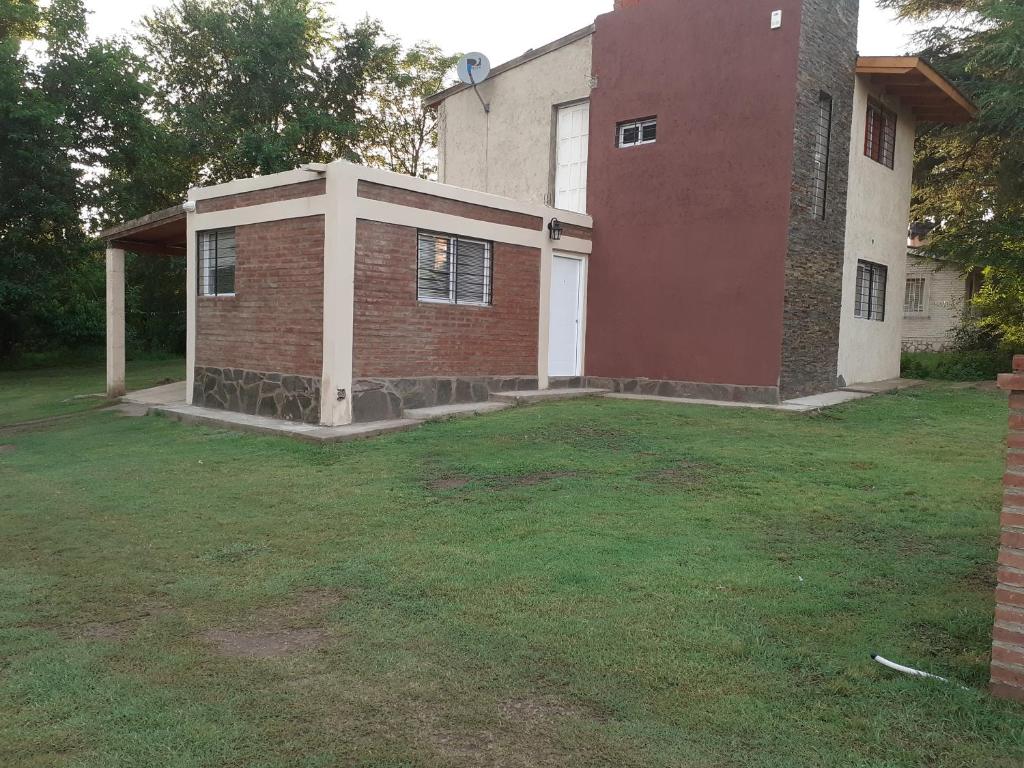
[457,53,491,86]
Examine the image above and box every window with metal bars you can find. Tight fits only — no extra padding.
[904,277,926,315]
[617,117,657,148]
[417,232,492,306]
[865,99,897,169]
[811,93,833,220]
[855,260,888,321]
[197,229,236,296]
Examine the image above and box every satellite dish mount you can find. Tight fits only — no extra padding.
[457,53,492,114]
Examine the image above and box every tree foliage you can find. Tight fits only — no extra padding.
[358,40,458,178]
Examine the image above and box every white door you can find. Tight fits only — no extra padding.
[548,255,584,377]
[555,102,589,213]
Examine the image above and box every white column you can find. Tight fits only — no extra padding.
[105,246,126,398]
[319,162,358,426]
[185,208,197,404]
[537,220,555,390]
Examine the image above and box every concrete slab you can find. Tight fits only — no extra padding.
[153,404,419,444]
[782,391,873,409]
[842,378,923,395]
[605,393,791,411]
[405,402,510,422]
[490,388,610,406]
[123,381,187,407]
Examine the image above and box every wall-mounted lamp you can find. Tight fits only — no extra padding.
[548,218,563,241]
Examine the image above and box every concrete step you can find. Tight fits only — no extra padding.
[404,401,510,422]
[841,378,923,395]
[489,388,610,406]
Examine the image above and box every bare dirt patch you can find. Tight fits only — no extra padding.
[0,444,15,455]
[80,622,133,641]
[201,628,330,659]
[498,471,577,488]
[643,460,714,489]
[202,588,346,660]
[498,696,584,724]
[429,474,472,491]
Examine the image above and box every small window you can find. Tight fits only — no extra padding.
[865,100,897,169]
[811,93,833,220]
[417,232,492,306]
[904,277,926,315]
[617,117,657,148]
[198,229,236,296]
[855,260,888,322]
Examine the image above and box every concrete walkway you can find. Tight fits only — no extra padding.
[118,379,918,444]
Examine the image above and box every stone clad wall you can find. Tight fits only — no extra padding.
[193,367,321,424]
[352,376,539,422]
[993,357,1024,703]
[779,0,859,399]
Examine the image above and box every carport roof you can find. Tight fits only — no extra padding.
[98,204,187,257]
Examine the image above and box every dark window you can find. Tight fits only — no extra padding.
[197,229,236,296]
[417,232,492,306]
[855,260,888,321]
[865,100,897,169]
[812,93,833,220]
[617,117,657,148]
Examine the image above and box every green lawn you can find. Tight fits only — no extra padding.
[0,357,185,425]
[1,375,1022,767]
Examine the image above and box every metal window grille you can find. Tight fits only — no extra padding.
[617,117,657,148]
[417,232,492,306]
[197,229,236,296]
[855,260,888,321]
[812,93,833,220]
[904,277,926,314]
[865,100,897,169]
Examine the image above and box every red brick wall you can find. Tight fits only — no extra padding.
[353,219,540,378]
[994,357,1024,703]
[196,216,324,377]
[196,179,326,214]
[357,181,543,231]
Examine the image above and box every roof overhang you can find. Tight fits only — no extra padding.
[856,56,978,124]
[424,24,595,109]
[98,204,187,257]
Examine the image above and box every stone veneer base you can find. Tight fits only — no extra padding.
[193,367,321,424]
[583,376,780,405]
[353,376,539,422]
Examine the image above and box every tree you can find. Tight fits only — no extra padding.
[138,0,381,185]
[358,40,458,178]
[879,0,1024,271]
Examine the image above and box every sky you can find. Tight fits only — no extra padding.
[78,1,927,62]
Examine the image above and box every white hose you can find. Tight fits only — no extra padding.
[871,654,962,687]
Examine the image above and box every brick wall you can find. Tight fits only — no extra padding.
[195,215,325,378]
[352,219,540,379]
[357,181,543,231]
[779,0,859,399]
[994,357,1024,703]
[196,179,326,214]
[902,258,968,352]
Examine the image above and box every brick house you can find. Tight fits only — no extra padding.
[100,0,975,427]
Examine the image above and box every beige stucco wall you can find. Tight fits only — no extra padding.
[437,34,593,207]
[837,75,917,386]
[902,256,968,351]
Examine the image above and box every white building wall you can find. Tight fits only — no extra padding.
[902,256,969,351]
[837,75,917,386]
[437,34,593,207]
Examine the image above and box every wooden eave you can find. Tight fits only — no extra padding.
[98,205,188,257]
[856,56,978,124]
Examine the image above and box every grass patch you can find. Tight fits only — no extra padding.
[0,357,184,425]
[1,380,1022,766]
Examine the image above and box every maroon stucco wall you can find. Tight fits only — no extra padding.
[585,0,804,390]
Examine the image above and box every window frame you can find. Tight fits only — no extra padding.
[904,276,927,316]
[197,228,237,298]
[617,117,657,149]
[855,260,888,322]
[416,231,493,308]
[864,99,897,169]
[811,92,833,220]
